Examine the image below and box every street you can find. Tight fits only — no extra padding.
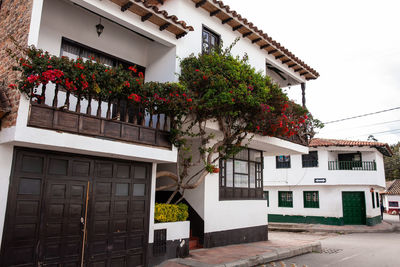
[265,231,400,267]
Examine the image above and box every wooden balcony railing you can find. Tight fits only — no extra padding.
[27,84,171,148]
[328,161,376,171]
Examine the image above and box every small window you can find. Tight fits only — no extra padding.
[302,151,318,168]
[202,27,220,54]
[304,191,319,208]
[278,191,293,207]
[389,201,399,207]
[263,191,269,207]
[276,156,291,169]
[376,192,380,208]
[371,192,375,208]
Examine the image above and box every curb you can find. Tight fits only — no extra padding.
[167,242,321,267]
[268,224,396,234]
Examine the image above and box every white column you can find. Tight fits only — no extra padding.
[0,144,14,245]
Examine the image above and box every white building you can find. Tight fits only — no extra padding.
[264,138,393,226]
[382,179,400,215]
[0,0,318,265]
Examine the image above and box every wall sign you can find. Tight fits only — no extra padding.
[314,178,326,183]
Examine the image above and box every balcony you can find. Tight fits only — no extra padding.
[328,161,376,171]
[27,89,171,149]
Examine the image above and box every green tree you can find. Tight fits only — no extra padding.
[385,142,400,181]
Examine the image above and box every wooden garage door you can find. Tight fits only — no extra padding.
[0,148,151,267]
[342,192,366,225]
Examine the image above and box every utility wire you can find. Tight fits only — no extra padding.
[321,119,400,133]
[346,128,400,139]
[324,106,400,124]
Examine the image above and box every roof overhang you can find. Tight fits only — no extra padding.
[190,0,319,81]
[110,0,194,39]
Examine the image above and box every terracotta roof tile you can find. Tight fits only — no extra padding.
[309,138,393,156]
[386,179,400,195]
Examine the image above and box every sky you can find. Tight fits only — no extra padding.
[223,0,400,145]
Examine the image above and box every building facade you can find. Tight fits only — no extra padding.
[0,0,318,265]
[382,179,400,215]
[264,138,392,226]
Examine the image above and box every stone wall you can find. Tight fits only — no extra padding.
[0,0,33,128]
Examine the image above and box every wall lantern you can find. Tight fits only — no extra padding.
[370,188,374,193]
[96,17,104,37]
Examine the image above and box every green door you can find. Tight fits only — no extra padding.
[342,192,366,225]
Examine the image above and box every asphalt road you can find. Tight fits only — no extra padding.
[266,232,400,267]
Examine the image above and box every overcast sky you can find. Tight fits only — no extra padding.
[223,0,400,145]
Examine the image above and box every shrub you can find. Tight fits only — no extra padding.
[154,203,189,223]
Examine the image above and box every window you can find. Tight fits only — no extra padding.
[278,191,293,207]
[302,151,318,168]
[202,27,220,54]
[263,191,269,207]
[376,192,380,208]
[304,191,319,208]
[276,155,291,169]
[371,192,375,208]
[61,38,145,73]
[389,201,399,207]
[338,152,362,170]
[219,148,263,200]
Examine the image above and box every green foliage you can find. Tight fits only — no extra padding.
[154,203,189,223]
[385,142,400,181]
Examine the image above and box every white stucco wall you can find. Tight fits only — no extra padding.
[203,172,268,233]
[266,185,381,219]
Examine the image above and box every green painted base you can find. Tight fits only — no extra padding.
[366,215,382,226]
[269,214,383,226]
[268,214,344,225]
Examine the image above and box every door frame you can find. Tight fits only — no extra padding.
[341,191,366,225]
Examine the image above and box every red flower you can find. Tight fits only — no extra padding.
[124,81,130,87]
[203,75,207,80]
[128,93,141,103]
[256,125,260,130]
[187,98,192,102]
[8,84,16,89]
[129,66,137,73]
[47,65,53,69]
[195,69,199,72]
[138,72,144,79]
[74,63,84,70]
[232,98,235,102]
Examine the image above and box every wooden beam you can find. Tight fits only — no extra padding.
[288,63,296,68]
[268,49,278,54]
[159,23,170,31]
[294,68,302,72]
[121,2,133,12]
[281,59,291,64]
[300,71,308,76]
[141,13,153,22]
[232,25,243,31]
[242,32,252,38]
[275,54,285,59]
[196,0,207,8]
[176,32,188,39]
[222,17,233,24]
[252,38,262,44]
[210,9,220,16]
[260,44,270,49]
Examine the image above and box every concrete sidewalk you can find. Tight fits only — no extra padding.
[158,232,324,267]
[269,219,396,234]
